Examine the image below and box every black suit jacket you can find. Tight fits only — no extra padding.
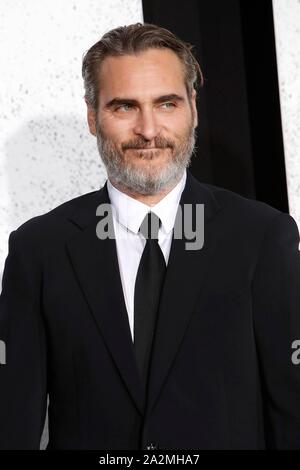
[0,170,300,450]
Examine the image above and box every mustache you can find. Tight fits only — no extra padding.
[122,136,174,151]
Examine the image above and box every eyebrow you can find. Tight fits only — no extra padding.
[104,94,185,109]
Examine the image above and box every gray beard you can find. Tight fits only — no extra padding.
[95,123,197,195]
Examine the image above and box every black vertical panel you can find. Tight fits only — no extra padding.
[240,1,289,212]
[195,0,256,199]
[142,0,289,211]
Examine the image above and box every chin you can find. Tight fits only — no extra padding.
[135,162,168,177]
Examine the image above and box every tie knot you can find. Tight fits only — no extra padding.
[139,211,161,240]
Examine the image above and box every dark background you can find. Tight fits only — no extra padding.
[142,0,289,212]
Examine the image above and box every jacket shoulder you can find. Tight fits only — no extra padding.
[196,180,283,221]
[10,187,103,243]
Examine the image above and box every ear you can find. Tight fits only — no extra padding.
[85,98,97,136]
[191,89,198,129]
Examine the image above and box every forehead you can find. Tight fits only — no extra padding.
[98,48,187,99]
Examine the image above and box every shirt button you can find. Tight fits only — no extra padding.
[146,442,158,450]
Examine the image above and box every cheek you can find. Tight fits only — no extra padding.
[167,117,193,141]
[163,108,193,131]
[99,116,132,143]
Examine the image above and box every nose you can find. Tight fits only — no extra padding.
[133,107,161,142]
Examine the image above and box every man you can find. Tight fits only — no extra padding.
[0,23,300,450]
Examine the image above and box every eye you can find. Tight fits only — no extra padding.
[116,103,134,112]
[161,102,176,109]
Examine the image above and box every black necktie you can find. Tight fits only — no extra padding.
[134,211,167,386]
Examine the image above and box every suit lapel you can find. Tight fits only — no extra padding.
[65,170,221,418]
[66,185,146,415]
[145,171,221,416]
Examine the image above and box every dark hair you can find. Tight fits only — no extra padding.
[82,22,204,111]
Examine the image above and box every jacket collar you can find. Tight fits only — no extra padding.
[67,169,221,230]
[66,169,222,416]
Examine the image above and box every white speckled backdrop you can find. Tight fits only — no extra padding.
[0,0,143,448]
[0,0,143,286]
[273,0,300,228]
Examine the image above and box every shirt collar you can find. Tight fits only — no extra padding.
[107,170,187,235]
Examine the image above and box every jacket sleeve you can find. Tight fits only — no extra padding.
[0,229,47,449]
[252,212,300,449]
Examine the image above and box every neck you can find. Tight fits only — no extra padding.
[108,173,183,207]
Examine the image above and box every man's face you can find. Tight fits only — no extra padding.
[87,48,198,195]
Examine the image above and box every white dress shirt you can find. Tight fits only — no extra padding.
[107,170,187,341]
